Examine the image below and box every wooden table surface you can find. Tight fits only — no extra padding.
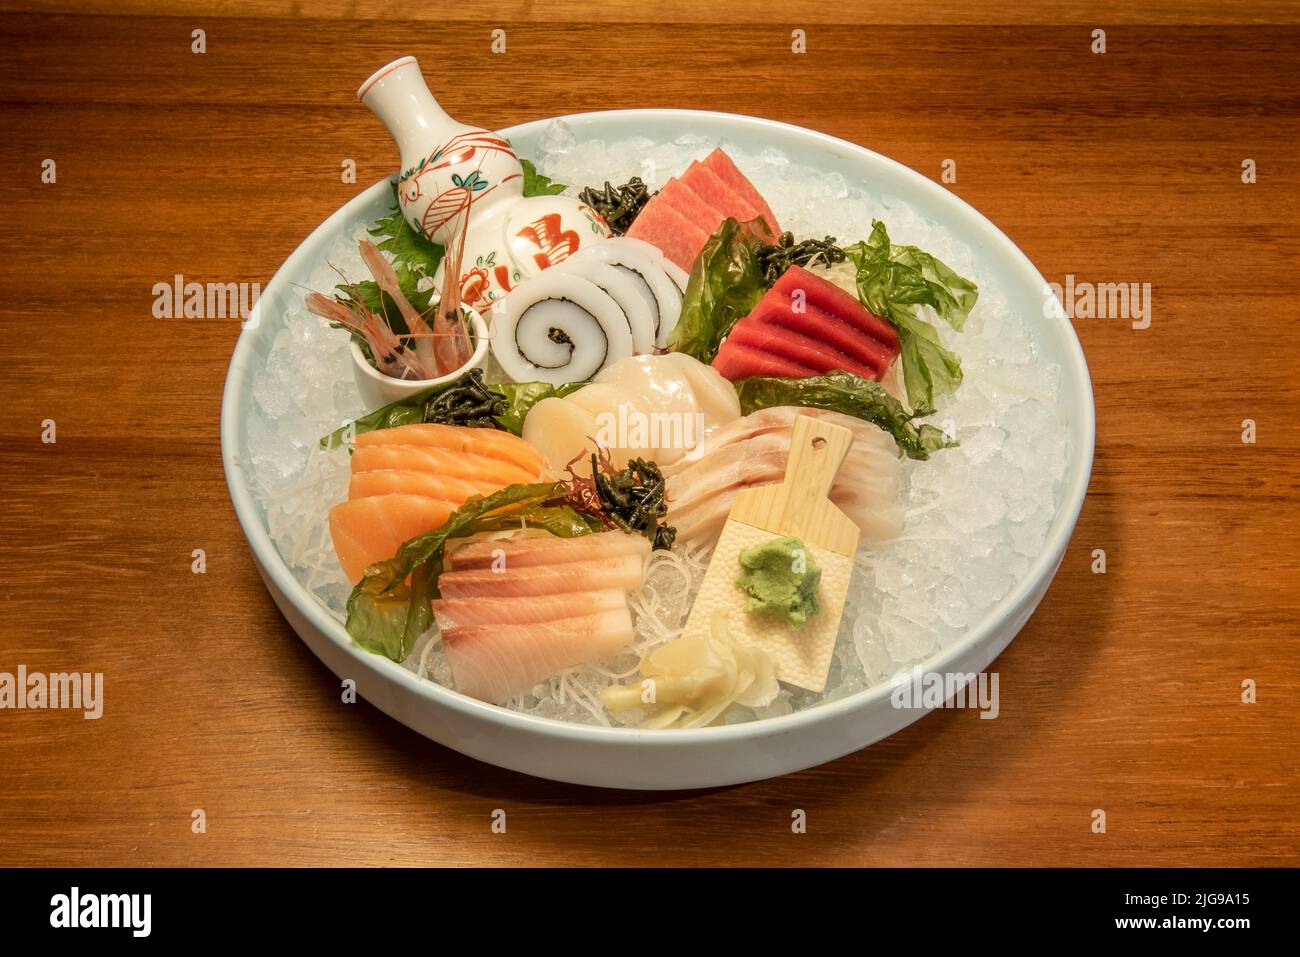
[2,2,1298,867]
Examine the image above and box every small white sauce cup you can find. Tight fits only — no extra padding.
[349,307,490,410]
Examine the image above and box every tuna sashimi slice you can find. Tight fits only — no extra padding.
[731,303,884,380]
[712,339,817,380]
[754,298,895,377]
[356,423,548,478]
[448,529,651,571]
[350,444,538,487]
[329,494,457,583]
[702,147,781,236]
[432,589,629,631]
[348,469,497,504]
[679,161,766,236]
[656,177,728,238]
[437,554,647,598]
[444,606,635,704]
[626,197,713,272]
[773,265,900,350]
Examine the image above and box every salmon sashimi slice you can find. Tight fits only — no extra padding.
[350,444,537,487]
[444,606,636,704]
[437,554,647,598]
[448,529,652,571]
[772,265,900,350]
[431,589,629,631]
[625,198,713,272]
[348,469,498,504]
[329,494,458,583]
[702,147,781,236]
[356,423,548,477]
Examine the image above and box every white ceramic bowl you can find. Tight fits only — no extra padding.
[222,110,1095,790]
[349,307,490,410]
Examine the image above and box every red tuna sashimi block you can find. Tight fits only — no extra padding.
[625,195,713,271]
[727,314,883,381]
[749,296,895,377]
[680,161,766,235]
[703,147,781,237]
[772,265,899,350]
[656,177,728,238]
[711,265,901,382]
[713,340,817,379]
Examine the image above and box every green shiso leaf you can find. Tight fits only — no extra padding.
[520,158,567,196]
[843,220,978,415]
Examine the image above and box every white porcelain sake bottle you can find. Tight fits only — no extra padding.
[357,56,610,312]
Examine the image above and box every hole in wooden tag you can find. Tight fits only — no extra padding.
[811,437,827,450]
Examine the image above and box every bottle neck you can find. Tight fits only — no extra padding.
[359,58,467,156]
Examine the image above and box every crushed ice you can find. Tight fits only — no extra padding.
[242,126,1070,726]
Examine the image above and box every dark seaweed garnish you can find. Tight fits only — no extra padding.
[565,450,675,550]
[421,369,506,430]
[755,232,846,285]
[578,177,653,235]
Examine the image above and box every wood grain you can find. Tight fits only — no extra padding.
[1,3,1298,867]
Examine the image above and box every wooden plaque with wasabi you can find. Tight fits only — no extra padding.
[680,414,860,692]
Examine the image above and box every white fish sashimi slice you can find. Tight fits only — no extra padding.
[580,237,683,348]
[445,606,636,704]
[431,589,630,630]
[551,257,657,354]
[667,434,899,507]
[670,454,901,530]
[671,478,904,546]
[665,406,899,475]
[437,553,647,598]
[489,272,634,385]
[448,529,652,570]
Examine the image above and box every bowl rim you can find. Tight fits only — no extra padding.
[221,107,1095,746]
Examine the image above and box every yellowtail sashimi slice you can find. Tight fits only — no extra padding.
[431,589,629,631]
[437,554,647,598]
[448,529,651,571]
[444,606,635,704]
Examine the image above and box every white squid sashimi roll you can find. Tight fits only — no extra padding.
[579,237,684,348]
[551,258,657,354]
[489,273,634,385]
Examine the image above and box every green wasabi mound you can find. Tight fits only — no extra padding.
[735,535,823,629]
